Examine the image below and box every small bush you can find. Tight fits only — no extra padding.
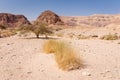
[101,33,119,40]
[19,24,53,38]
[68,33,75,39]
[118,42,120,44]
[0,29,17,38]
[77,34,89,39]
[91,35,98,38]
[54,41,82,71]
[43,40,82,71]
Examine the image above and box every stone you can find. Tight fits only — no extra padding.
[82,71,91,76]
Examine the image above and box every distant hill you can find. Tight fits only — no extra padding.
[0,13,30,28]
[1,11,120,28]
[35,10,64,25]
[60,14,120,27]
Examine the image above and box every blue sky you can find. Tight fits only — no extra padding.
[0,0,120,20]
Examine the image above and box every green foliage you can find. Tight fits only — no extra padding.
[19,24,53,38]
[39,24,52,35]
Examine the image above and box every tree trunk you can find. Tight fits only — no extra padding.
[45,34,48,39]
[36,34,39,38]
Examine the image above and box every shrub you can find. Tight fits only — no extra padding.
[2,30,15,37]
[43,40,82,71]
[77,34,89,39]
[0,25,7,38]
[54,41,82,71]
[68,33,75,39]
[0,25,6,29]
[101,33,119,40]
[43,40,58,54]
[0,29,17,38]
[118,42,120,44]
[19,24,53,38]
[91,35,98,38]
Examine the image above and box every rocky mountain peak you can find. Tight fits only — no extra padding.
[36,10,64,25]
[0,13,30,27]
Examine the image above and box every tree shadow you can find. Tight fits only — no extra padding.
[20,36,59,40]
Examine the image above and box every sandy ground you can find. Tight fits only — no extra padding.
[56,26,120,37]
[0,36,120,80]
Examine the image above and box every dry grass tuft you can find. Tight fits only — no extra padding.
[43,40,58,54]
[101,33,119,40]
[54,41,82,71]
[77,34,89,39]
[0,29,17,38]
[118,42,120,44]
[68,33,75,39]
[43,40,82,71]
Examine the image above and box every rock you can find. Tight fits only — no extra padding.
[41,69,44,72]
[0,57,3,59]
[7,43,10,45]
[36,10,64,25]
[18,62,21,64]
[82,71,91,76]
[0,13,30,27]
[10,74,13,76]
[105,70,111,73]
[27,71,32,74]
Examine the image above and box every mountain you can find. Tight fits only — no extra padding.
[1,11,120,28]
[60,14,120,27]
[0,13,30,27]
[36,10,64,25]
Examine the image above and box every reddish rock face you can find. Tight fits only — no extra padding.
[36,10,64,25]
[0,13,30,27]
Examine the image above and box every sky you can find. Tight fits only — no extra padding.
[0,0,120,21]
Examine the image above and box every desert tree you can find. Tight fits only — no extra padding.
[38,24,53,38]
[19,23,53,38]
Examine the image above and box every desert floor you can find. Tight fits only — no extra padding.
[0,35,120,80]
